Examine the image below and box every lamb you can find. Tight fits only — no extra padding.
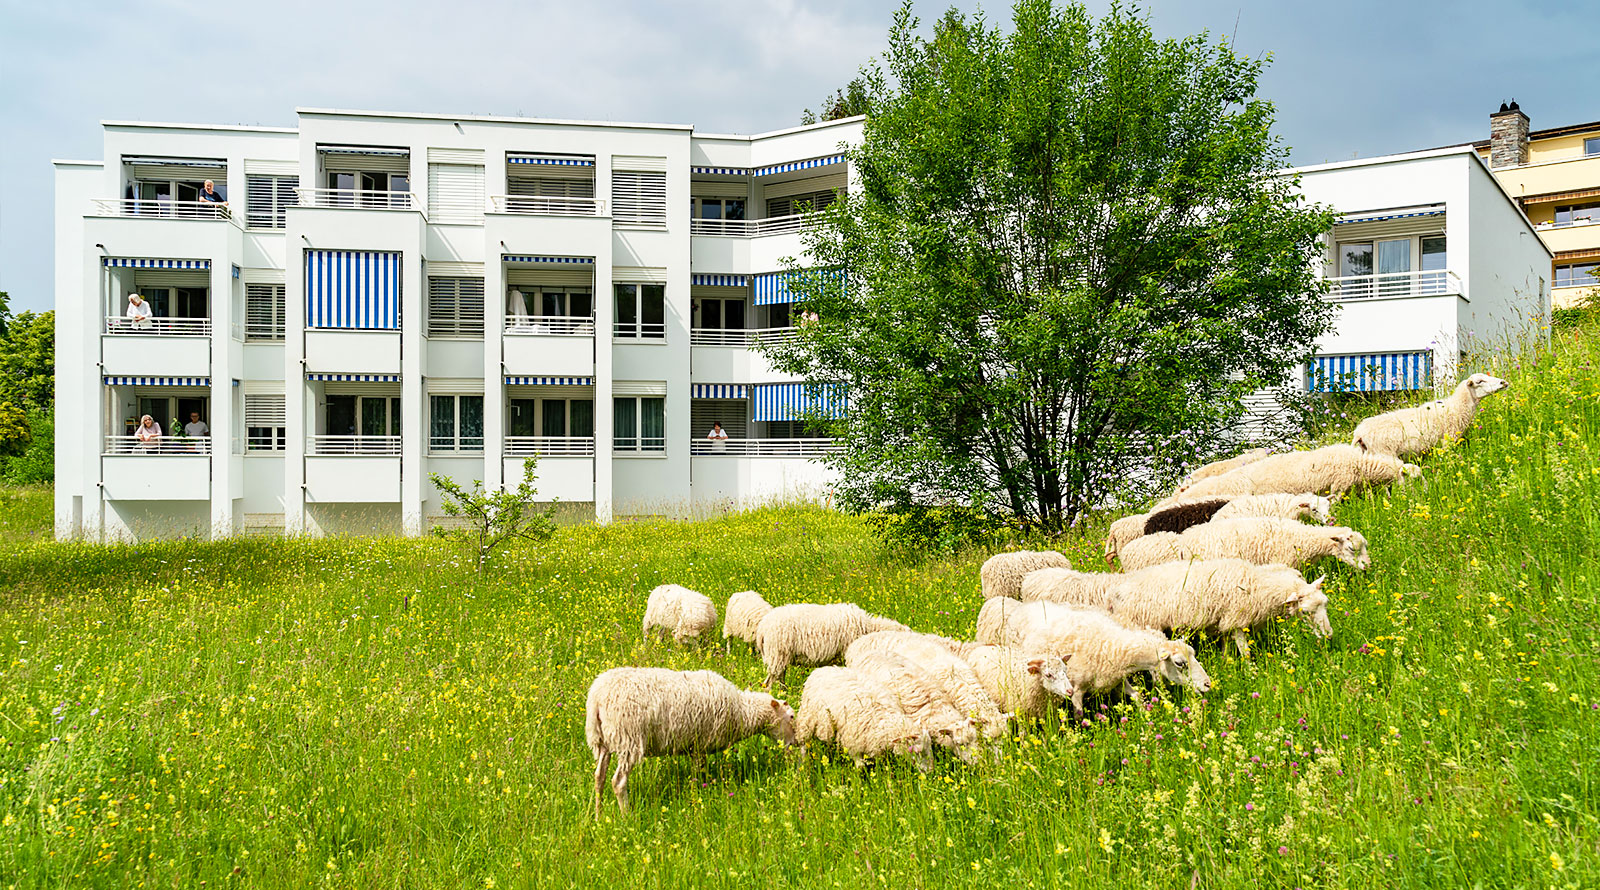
[1019,609,1211,712]
[1118,517,1370,572]
[753,603,911,686]
[1175,447,1273,494]
[586,667,795,815]
[1352,373,1511,458]
[794,666,933,767]
[844,631,1009,737]
[1104,493,1332,564]
[1177,444,1421,501]
[845,650,979,754]
[1101,558,1332,658]
[721,590,773,646]
[961,645,1075,719]
[641,584,718,644]
[979,550,1072,599]
[1019,567,1124,609]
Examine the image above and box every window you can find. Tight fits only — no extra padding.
[614,284,665,338]
[693,298,745,330]
[245,175,297,227]
[427,163,485,223]
[1420,236,1448,294]
[614,397,665,452]
[766,189,837,218]
[612,171,668,226]
[1586,136,1600,157]
[427,277,486,337]
[1554,202,1600,226]
[245,284,285,341]
[430,395,484,452]
[138,286,209,320]
[1555,262,1600,288]
[325,170,411,207]
[244,394,286,451]
[690,197,746,220]
[507,177,595,198]
[326,395,401,437]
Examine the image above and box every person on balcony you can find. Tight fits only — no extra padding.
[707,420,729,453]
[198,180,228,208]
[134,415,162,452]
[183,411,210,437]
[126,293,153,331]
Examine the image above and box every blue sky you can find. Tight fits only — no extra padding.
[1,0,1594,313]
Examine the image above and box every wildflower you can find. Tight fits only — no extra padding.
[1277,846,1289,856]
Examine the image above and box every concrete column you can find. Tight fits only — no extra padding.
[208,261,236,538]
[484,250,506,492]
[594,163,615,524]
[401,247,425,535]
[284,233,308,534]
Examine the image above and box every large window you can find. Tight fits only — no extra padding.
[1556,262,1600,288]
[693,297,745,330]
[245,284,285,341]
[1585,136,1600,157]
[429,395,484,453]
[614,284,665,339]
[427,277,486,337]
[1554,202,1600,226]
[324,170,411,207]
[691,197,746,221]
[138,286,209,320]
[245,176,297,228]
[326,395,401,438]
[766,189,837,219]
[244,394,286,451]
[614,397,665,452]
[1336,234,1446,297]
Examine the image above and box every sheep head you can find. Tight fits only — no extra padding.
[764,697,798,747]
[1299,494,1333,525]
[1464,373,1510,400]
[1157,640,1210,693]
[1334,529,1371,569]
[1027,653,1075,702]
[1286,577,1333,638]
[933,718,979,750]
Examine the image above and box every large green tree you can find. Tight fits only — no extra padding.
[766,1,1335,530]
[0,292,56,481]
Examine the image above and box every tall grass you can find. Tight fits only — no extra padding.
[2,328,1598,888]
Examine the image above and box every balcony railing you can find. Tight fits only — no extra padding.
[105,315,212,336]
[91,198,233,221]
[490,195,606,216]
[104,434,213,455]
[295,188,420,212]
[1324,270,1461,301]
[688,213,814,237]
[614,436,666,453]
[689,327,798,347]
[614,322,666,339]
[691,438,839,457]
[504,316,595,336]
[307,435,402,455]
[505,436,596,457]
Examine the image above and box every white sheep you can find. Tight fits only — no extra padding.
[1019,609,1211,712]
[1102,558,1332,658]
[1178,444,1420,500]
[641,584,718,644]
[794,666,933,767]
[976,597,1108,648]
[974,596,1024,646]
[1019,567,1123,609]
[979,550,1072,599]
[844,631,1008,737]
[1175,446,1273,494]
[1104,493,1332,565]
[846,650,978,755]
[1352,373,1510,458]
[585,667,795,815]
[753,603,911,686]
[1118,517,1370,572]
[1212,493,1333,524]
[721,590,773,646]
[961,645,1075,719]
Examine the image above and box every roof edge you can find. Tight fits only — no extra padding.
[101,120,297,134]
[295,107,695,131]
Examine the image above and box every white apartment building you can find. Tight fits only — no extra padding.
[53,112,1548,542]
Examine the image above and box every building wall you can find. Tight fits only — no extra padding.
[1465,158,1554,352]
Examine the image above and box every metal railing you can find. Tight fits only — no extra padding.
[688,213,813,237]
[614,322,667,339]
[490,195,606,216]
[104,315,212,336]
[1324,270,1461,301]
[1536,217,1598,230]
[91,198,233,221]
[428,438,485,454]
[504,316,595,336]
[689,327,798,347]
[307,435,402,455]
[104,434,213,455]
[691,438,839,457]
[614,436,666,453]
[505,436,596,457]
[295,188,420,212]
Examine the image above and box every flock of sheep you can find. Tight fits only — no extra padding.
[585,373,1510,814]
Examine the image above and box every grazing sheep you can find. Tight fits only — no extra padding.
[846,650,978,754]
[974,596,1024,646]
[1106,494,1332,565]
[1019,567,1123,609]
[1118,517,1370,572]
[641,584,718,644]
[722,590,773,646]
[962,645,1075,719]
[1104,513,1158,565]
[844,631,1008,737]
[978,598,1108,649]
[1352,373,1511,458]
[586,667,795,815]
[1175,447,1273,494]
[1020,610,1211,712]
[753,603,911,686]
[794,666,933,767]
[1103,558,1332,658]
[1178,444,1420,500]
[980,550,1072,599]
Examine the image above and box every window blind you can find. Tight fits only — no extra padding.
[612,171,667,227]
[427,277,486,337]
[427,163,485,223]
[245,283,286,341]
[245,175,298,228]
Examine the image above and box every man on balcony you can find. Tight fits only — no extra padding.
[126,293,153,331]
[184,411,210,438]
[198,180,228,208]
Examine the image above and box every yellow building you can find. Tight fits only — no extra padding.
[1474,102,1600,309]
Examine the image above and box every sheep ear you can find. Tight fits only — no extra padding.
[771,699,784,710]
[1026,658,1044,675]
[1058,653,1071,665]
[1284,590,1303,605]
[1311,575,1326,591]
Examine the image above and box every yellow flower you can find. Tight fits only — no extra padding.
[1550,852,1564,871]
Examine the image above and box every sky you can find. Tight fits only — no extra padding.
[1,0,1594,313]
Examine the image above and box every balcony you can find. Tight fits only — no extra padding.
[295,188,420,213]
[689,213,814,237]
[690,438,839,458]
[505,436,596,457]
[104,315,212,336]
[104,435,213,455]
[307,435,401,456]
[100,436,211,501]
[689,327,797,347]
[91,198,235,223]
[504,316,595,336]
[305,438,400,503]
[1324,270,1462,301]
[489,195,606,217]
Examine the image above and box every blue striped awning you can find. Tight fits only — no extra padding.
[306,373,401,382]
[753,154,845,177]
[1308,351,1433,392]
[692,274,748,287]
[502,255,595,265]
[693,384,748,399]
[753,382,847,422]
[1336,204,1446,226]
[103,257,210,270]
[505,376,594,386]
[305,250,401,330]
[103,376,210,387]
[507,154,594,166]
[691,166,751,176]
[753,269,845,306]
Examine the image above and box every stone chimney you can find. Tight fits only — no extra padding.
[1489,100,1530,168]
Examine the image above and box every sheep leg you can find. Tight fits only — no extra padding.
[1233,630,1251,660]
[611,751,640,815]
[592,748,611,818]
[1120,678,1143,706]
[762,653,790,688]
[1071,689,1085,715]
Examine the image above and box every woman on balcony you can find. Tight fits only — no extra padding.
[126,293,154,331]
[707,420,729,453]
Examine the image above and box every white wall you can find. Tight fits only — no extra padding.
[1465,156,1553,353]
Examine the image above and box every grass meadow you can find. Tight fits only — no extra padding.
[3,328,1600,889]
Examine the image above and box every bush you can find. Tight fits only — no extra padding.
[1,408,51,484]
[865,504,1023,559]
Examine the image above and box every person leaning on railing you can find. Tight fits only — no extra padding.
[707,420,729,453]
[198,180,228,212]
[134,415,162,452]
[126,293,154,330]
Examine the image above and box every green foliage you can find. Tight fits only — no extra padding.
[801,76,872,125]
[2,409,54,484]
[1552,287,1600,332]
[766,0,1336,531]
[865,503,1025,559]
[428,457,556,574]
[0,299,54,482]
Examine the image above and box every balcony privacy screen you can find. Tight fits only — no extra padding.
[752,268,844,306]
[753,382,847,421]
[305,250,401,329]
[1308,351,1433,392]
